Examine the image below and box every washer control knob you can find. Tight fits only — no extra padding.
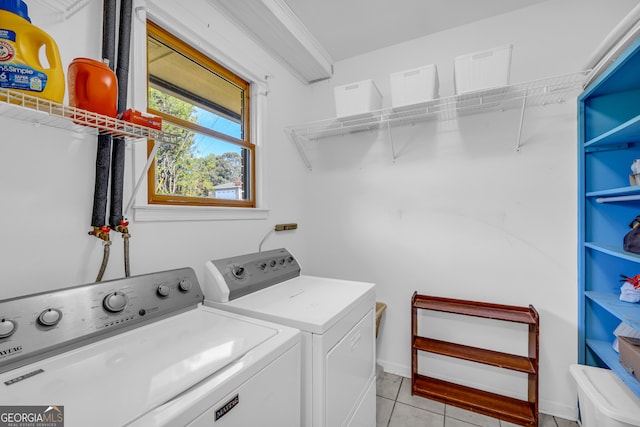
[157,284,171,297]
[178,279,192,292]
[269,260,277,268]
[231,266,246,280]
[0,318,16,338]
[279,258,286,265]
[103,292,127,313]
[287,256,295,263]
[38,309,62,327]
[258,262,267,271]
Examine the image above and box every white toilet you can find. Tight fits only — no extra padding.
[570,364,640,427]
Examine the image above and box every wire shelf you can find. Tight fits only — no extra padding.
[285,71,590,169]
[0,88,180,144]
[285,71,589,142]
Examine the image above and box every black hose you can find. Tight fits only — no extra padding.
[116,0,132,113]
[109,0,132,228]
[91,134,111,227]
[108,136,124,227]
[102,0,116,71]
[92,0,117,228]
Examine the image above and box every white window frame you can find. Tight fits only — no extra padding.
[128,0,270,221]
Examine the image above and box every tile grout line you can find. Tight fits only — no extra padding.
[388,376,402,426]
[386,400,396,427]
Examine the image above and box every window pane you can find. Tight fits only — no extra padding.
[146,21,254,207]
[153,119,249,201]
[195,107,241,141]
[147,33,246,138]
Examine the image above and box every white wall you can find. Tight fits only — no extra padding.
[298,0,639,419]
[0,0,311,299]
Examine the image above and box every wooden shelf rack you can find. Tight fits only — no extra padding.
[411,293,540,426]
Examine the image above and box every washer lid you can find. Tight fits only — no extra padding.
[0,306,278,427]
[208,275,375,334]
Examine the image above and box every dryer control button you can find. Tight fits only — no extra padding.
[38,309,62,327]
[157,284,171,297]
[103,292,127,313]
[0,318,17,338]
[231,266,246,280]
[178,279,192,292]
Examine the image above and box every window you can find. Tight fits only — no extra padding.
[146,21,254,208]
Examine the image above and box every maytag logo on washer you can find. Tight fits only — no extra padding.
[0,345,22,358]
[0,405,64,427]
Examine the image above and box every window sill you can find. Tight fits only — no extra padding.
[132,204,270,222]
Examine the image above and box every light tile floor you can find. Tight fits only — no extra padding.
[376,372,580,427]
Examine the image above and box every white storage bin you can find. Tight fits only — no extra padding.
[334,79,382,119]
[390,64,439,110]
[454,45,512,94]
[570,364,640,427]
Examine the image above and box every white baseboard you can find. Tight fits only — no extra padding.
[376,359,411,379]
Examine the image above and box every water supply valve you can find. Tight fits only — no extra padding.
[115,219,130,234]
[88,225,111,241]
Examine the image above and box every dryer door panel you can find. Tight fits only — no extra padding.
[326,309,375,426]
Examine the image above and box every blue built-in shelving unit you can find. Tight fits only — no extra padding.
[578,35,640,398]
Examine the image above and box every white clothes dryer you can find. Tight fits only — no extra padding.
[204,248,376,427]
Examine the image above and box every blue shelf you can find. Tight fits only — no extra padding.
[586,338,640,396]
[586,186,640,199]
[584,114,640,148]
[585,290,640,330]
[579,35,640,399]
[581,36,640,99]
[585,242,640,263]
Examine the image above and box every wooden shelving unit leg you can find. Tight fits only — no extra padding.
[411,292,540,426]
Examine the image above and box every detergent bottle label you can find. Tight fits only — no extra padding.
[0,28,48,93]
[0,28,16,43]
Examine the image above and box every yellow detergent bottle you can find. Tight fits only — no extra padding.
[0,0,64,103]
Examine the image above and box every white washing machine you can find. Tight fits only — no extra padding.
[203,248,376,427]
[0,268,301,427]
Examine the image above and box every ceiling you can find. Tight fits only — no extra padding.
[284,0,548,61]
